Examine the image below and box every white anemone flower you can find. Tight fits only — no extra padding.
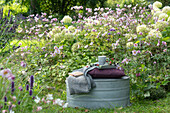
[46,94,53,100]
[63,103,68,108]
[34,96,40,103]
[53,98,64,106]
[10,110,14,113]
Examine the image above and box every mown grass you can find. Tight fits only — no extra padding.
[37,83,170,113]
[40,94,170,113]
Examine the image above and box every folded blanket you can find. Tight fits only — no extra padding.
[66,66,98,95]
[66,65,125,95]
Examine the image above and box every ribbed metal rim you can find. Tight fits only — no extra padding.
[67,96,129,102]
[93,86,130,91]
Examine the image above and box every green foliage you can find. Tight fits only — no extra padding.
[0,0,28,17]
[147,87,167,100]
[104,0,149,9]
[16,0,107,18]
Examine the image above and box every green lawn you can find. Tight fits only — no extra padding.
[39,95,170,113]
[36,83,170,113]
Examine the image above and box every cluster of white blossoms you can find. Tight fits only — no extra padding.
[162,6,170,14]
[52,26,62,33]
[153,11,162,17]
[148,24,156,29]
[142,1,170,40]
[47,26,61,37]
[57,28,74,41]
[71,42,82,52]
[136,25,150,35]
[152,1,170,23]
[152,1,170,20]
[153,1,162,10]
[47,27,73,42]
[155,20,168,31]
[61,29,70,35]
[64,31,74,39]
[168,17,170,24]
[125,34,137,39]
[158,13,168,20]
[53,33,62,42]
[68,25,76,33]
[47,22,81,42]
[146,29,162,39]
[61,15,72,23]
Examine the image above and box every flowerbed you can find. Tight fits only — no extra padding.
[0,1,170,112]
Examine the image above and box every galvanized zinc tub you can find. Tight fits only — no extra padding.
[66,76,130,109]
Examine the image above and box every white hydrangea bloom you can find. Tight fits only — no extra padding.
[125,34,137,39]
[155,20,168,31]
[147,29,162,39]
[136,25,149,34]
[65,32,73,39]
[54,33,62,41]
[61,29,70,35]
[62,15,72,23]
[158,13,168,20]
[153,7,161,12]
[162,6,170,14]
[52,26,61,33]
[148,24,156,30]
[167,17,170,24]
[153,11,162,17]
[68,26,75,33]
[153,1,162,9]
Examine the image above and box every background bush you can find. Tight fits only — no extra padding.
[0,1,169,112]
